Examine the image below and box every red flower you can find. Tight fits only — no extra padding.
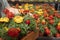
[3,9,9,14]
[48,15,54,20]
[6,12,14,19]
[43,13,48,17]
[23,10,29,14]
[49,20,54,24]
[56,25,60,31]
[49,15,54,19]
[8,28,20,38]
[44,27,50,35]
[25,20,30,25]
[33,14,39,19]
[54,13,60,18]
[42,22,46,25]
[3,9,14,19]
[56,33,60,37]
[57,14,60,18]
[41,20,46,25]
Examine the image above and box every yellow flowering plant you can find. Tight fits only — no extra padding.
[13,16,24,23]
[0,17,9,22]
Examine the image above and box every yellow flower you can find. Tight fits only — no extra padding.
[24,6,29,10]
[25,6,28,8]
[19,6,22,8]
[24,3,29,10]
[0,17,9,22]
[25,3,29,7]
[37,11,43,16]
[30,7,33,9]
[0,18,4,22]
[39,9,43,11]
[42,19,46,22]
[37,11,43,13]
[13,16,24,23]
[58,22,60,26]
[24,8,29,10]
[3,17,9,22]
[4,27,9,31]
[35,11,38,13]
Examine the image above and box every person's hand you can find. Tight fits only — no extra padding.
[6,7,20,15]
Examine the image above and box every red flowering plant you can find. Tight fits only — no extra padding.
[38,4,60,37]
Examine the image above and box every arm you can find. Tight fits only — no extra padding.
[2,0,10,8]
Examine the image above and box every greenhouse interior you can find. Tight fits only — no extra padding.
[0,0,60,40]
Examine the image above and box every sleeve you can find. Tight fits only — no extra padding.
[0,0,10,17]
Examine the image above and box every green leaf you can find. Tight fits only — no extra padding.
[39,24,44,33]
[19,23,28,36]
[49,25,57,35]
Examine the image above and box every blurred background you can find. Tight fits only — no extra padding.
[7,0,60,2]
[7,0,60,10]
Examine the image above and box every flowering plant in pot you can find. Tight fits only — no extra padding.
[38,4,60,37]
[0,8,37,40]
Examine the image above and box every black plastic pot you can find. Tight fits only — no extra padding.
[37,32,60,40]
[36,37,60,40]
